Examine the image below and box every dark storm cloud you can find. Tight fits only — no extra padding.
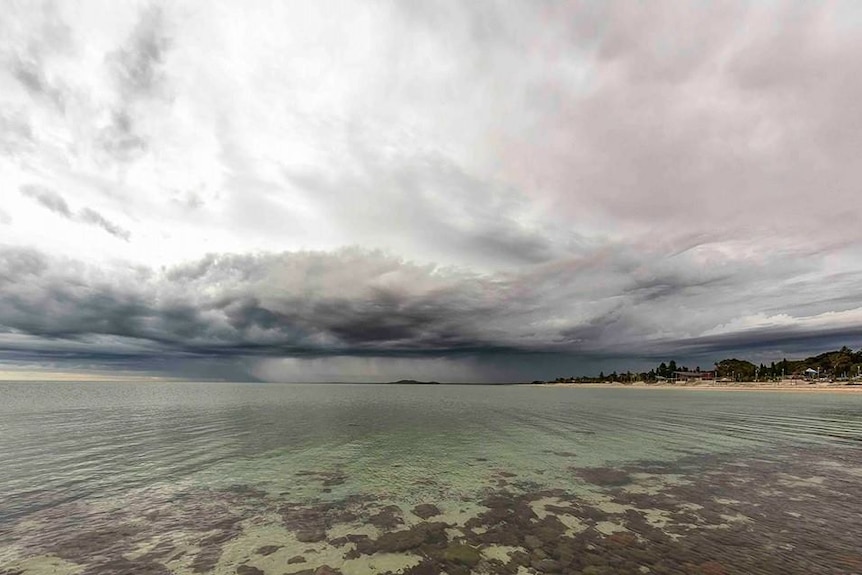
[0,248,502,360]
[2,244,861,381]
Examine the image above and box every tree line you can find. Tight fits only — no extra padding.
[546,346,862,383]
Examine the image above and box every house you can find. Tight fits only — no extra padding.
[673,370,716,382]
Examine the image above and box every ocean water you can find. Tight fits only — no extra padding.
[1,382,861,575]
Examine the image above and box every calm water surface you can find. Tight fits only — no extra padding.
[1,382,861,574]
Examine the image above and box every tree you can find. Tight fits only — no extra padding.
[833,353,853,378]
[715,358,756,381]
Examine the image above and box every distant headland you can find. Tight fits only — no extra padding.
[538,346,862,389]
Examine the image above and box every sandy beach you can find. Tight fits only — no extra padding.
[538,382,862,393]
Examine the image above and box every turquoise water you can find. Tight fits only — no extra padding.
[1,382,861,574]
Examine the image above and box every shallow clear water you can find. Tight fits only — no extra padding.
[2,382,862,574]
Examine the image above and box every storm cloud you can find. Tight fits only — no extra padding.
[1,1,861,380]
[2,243,861,381]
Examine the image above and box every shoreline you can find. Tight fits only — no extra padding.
[536,382,862,393]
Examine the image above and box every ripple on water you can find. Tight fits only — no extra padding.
[2,383,862,574]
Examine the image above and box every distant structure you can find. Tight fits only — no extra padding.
[673,370,715,382]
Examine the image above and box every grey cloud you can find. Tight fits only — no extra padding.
[0,248,49,285]
[96,4,170,163]
[11,56,67,112]
[109,4,170,99]
[97,110,148,163]
[0,111,33,157]
[1,244,860,380]
[634,325,862,374]
[20,184,72,218]
[19,185,130,240]
[78,208,131,241]
[390,1,862,251]
[3,3,72,113]
[283,150,561,269]
[262,0,862,275]
[13,58,47,93]
[0,248,499,359]
[0,209,11,225]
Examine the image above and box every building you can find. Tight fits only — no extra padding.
[673,370,716,382]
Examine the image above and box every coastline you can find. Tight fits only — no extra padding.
[536,382,862,393]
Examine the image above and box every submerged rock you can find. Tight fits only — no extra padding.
[442,543,481,567]
[296,528,326,543]
[288,566,343,575]
[81,558,171,575]
[375,527,432,553]
[235,566,264,575]
[530,557,561,573]
[358,521,450,554]
[397,559,443,575]
[575,467,631,487]
[412,503,441,519]
[368,505,404,529]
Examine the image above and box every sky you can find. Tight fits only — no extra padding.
[2,0,862,382]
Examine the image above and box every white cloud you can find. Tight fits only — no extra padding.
[703,308,862,337]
